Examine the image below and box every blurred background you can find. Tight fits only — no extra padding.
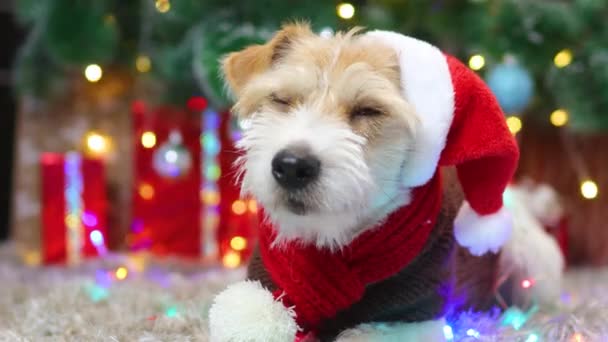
[1,1,608,341]
[2,0,608,268]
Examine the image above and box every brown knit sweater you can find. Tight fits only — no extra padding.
[247,169,499,341]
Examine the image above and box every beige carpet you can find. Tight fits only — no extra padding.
[1,244,608,341]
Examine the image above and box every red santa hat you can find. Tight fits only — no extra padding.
[366,30,520,256]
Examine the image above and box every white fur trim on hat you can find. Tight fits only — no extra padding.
[454,201,513,256]
[365,30,455,187]
[209,280,299,342]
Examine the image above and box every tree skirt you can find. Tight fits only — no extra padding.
[1,244,607,341]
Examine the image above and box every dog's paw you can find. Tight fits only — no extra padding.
[209,280,298,342]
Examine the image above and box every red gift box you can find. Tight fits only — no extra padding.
[41,152,108,264]
[131,104,202,258]
[131,101,258,265]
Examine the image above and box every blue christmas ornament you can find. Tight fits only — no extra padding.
[486,61,534,115]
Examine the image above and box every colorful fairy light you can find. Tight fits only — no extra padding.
[230,236,247,251]
[84,64,103,82]
[248,200,258,213]
[443,325,454,341]
[222,251,241,268]
[135,55,152,73]
[550,109,569,127]
[201,108,222,258]
[202,133,220,155]
[337,3,355,19]
[23,250,41,266]
[554,49,573,68]
[468,54,486,71]
[115,267,128,280]
[571,333,584,342]
[65,214,79,228]
[82,211,98,227]
[65,152,84,265]
[104,14,116,25]
[85,132,110,156]
[232,200,247,215]
[187,96,208,112]
[580,180,598,199]
[506,116,522,135]
[501,307,528,330]
[141,131,157,148]
[155,0,171,13]
[502,188,514,209]
[205,164,221,181]
[139,183,155,200]
[522,279,533,289]
[90,230,104,246]
[501,305,539,330]
[85,283,109,302]
[466,328,480,338]
[526,333,539,342]
[202,188,220,206]
[165,306,179,317]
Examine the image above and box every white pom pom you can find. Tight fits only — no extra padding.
[209,280,298,342]
[454,202,512,256]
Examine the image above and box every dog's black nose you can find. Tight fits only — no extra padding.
[271,149,320,190]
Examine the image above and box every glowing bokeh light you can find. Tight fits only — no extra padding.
[141,131,157,148]
[468,54,486,71]
[136,55,151,73]
[115,267,128,280]
[580,180,598,199]
[222,251,241,268]
[155,0,170,13]
[232,200,247,215]
[84,64,103,82]
[554,49,573,68]
[86,132,109,155]
[443,325,454,341]
[506,116,522,135]
[139,183,155,200]
[90,230,104,246]
[230,236,247,251]
[337,3,355,19]
[550,109,569,127]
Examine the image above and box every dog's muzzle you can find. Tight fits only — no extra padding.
[271,146,320,191]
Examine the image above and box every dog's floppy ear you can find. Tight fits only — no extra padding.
[222,22,313,96]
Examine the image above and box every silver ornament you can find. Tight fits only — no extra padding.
[152,130,192,178]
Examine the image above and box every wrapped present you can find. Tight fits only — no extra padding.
[41,152,109,264]
[130,103,202,258]
[12,76,134,265]
[130,101,258,265]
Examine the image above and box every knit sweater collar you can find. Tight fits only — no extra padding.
[258,173,444,333]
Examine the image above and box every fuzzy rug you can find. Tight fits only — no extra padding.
[1,244,608,342]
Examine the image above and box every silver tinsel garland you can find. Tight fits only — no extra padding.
[1,244,607,341]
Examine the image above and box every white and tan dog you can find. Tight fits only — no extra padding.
[209,24,563,342]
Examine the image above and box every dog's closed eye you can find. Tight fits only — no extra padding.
[351,106,384,118]
[269,93,292,107]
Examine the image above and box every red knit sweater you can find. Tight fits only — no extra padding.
[258,173,444,334]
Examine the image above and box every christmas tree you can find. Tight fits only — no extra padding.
[14,0,608,131]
